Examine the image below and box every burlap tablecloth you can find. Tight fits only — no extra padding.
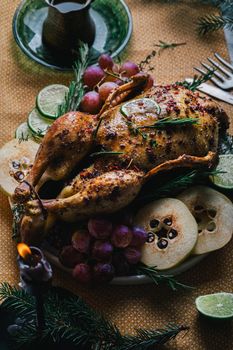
[1,0,233,348]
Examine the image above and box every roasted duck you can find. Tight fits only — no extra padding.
[13,74,229,243]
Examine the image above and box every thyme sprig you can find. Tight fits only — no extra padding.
[0,283,189,349]
[137,117,199,129]
[137,264,193,291]
[56,42,89,118]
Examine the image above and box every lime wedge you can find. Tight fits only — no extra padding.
[121,98,161,117]
[210,154,233,189]
[36,84,69,119]
[196,293,233,320]
[28,108,53,137]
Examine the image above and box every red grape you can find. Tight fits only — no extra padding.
[112,251,130,276]
[83,66,105,89]
[59,246,84,268]
[98,54,114,70]
[119,61,140,78]
[130,227,148,247]
[99,82,118,102]
[88,218,113,239]
[124,247,141,265]
[72,229,90,254]
[93,263,115,282]
[73,263,92,284]
[92,241,113,261]
[80,91,102,114]
[111,225,132,248]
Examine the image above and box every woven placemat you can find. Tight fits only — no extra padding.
[0,0,233,348]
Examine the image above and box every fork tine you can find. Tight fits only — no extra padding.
[194,66,224,88]
[201,62,224,81]
[208,57,232,77]
[214,52,233,71]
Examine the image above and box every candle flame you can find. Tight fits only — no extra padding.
[17,243,32,259]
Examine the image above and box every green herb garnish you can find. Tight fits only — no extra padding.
[137,117,199,129]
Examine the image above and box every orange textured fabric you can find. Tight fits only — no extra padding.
[0,1,232,349]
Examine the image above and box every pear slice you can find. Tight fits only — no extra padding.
[0,139,39,196]
[134,198,198,270]
[178,186,233,255]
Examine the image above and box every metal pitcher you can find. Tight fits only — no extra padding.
[42,0,95,57]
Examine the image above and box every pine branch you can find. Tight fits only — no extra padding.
[56,42,89,117]
[0,282,35,318]
[136,264,194,291]
[119,324,189,350]
[0,283,189,349]
[198,14,233,34]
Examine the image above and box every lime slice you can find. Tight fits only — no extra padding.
[196,293,233,320]
[28,108,53,137]
[121,98,161,117]
[15,122,34,141]
[36,84,69,119]
[210,154,233,189]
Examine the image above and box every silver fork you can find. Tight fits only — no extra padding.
[195,52,233,90]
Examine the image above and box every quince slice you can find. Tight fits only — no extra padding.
[178,186,233,255]
[134,198,198,270]
[0,139,39,196]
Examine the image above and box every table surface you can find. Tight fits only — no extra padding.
[0,1,233,349]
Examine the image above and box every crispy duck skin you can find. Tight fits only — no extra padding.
[13,74,229,243]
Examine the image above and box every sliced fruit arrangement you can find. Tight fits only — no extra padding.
[196,293,233,320]
[0,139,39,196]
[178,186,233,255]
[36,84,69,119]
[210,154,233,190]
[28,108,53,136]
[134,198,198,270]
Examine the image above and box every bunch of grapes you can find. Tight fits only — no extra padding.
[79,54,154,114]
[59,217,148,284]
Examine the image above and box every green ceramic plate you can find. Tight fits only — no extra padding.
[12,0,132,71]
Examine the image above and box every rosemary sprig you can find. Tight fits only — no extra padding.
[0,283,188,349]
[136,169,220,204]
[90,151,124,158]
[136,264,194,291]
[155,40,186,54]
[137,117,199,129]
[56,42,89,117]
[177,69,215,91]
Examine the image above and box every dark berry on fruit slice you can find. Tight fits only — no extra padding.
[157,239,168,249]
